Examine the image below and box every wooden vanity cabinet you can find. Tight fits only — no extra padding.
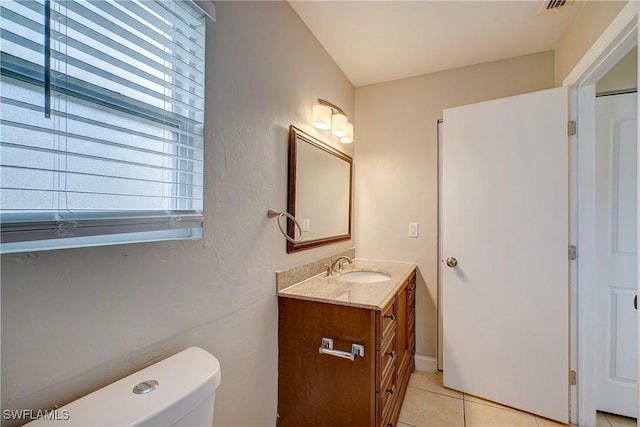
[277,269,416,427]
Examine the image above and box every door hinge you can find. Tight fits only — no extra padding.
[568,121,577,136]
[568,245,577,260]
[569,370,577,385]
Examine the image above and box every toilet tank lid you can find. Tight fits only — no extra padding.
[25,347,221,427]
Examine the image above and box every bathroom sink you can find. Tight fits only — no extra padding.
[339,271,391,283]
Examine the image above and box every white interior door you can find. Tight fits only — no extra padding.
[441,87,569,423]
[595,92,638,418]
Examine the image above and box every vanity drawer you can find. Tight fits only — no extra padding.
[398,344,413,387]
[379,299,397,349]
[379,365,396,425]
[408,330,416,354]
[407,286,416,312]
[407,309,415,335]
[380,409,394,427]
[378,333,396,388]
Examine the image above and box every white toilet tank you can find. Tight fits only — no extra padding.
[26,347,221,427]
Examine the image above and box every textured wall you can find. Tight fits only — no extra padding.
[1,2,354,426]
[354,51,555,362]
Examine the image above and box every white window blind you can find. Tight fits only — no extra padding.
[0,0,207,253]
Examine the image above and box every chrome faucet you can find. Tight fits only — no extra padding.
[328,256,353,275]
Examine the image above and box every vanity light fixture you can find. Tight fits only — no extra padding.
[312,99,354,143]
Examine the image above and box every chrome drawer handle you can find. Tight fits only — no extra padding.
[319,338,364,361]
[384,314,396,321]
[386,386,395,395]
[386,350,396,357]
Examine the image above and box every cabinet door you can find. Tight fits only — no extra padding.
[278,298,376,426]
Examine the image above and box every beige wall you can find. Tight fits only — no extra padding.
[354,51,555,359]
[597,46,637,93]
[554,0,628,85]
[1,3,354,426]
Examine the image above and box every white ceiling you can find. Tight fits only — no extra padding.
[289,1,583,87]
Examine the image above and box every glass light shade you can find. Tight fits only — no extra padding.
[341,122,354,143]
[331,113,348,137]
[312,104,332,130]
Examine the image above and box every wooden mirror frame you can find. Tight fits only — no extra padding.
[287,125,352,253]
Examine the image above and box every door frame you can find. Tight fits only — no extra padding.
[562,3,639,426]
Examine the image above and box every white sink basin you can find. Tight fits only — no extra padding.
[339,270,391,283]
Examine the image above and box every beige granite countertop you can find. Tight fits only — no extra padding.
[277,259,416,310]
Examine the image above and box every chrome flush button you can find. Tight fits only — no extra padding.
[133,380,159,394]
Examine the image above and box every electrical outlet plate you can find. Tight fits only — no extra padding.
[408,223,419,238]
[302,219,311,232]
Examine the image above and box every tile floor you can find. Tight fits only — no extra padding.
[398,371,637,427]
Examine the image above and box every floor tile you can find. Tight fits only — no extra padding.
[399,387,465,427]
[409,370,464,399]
[535,415,570,426]
[399,371,637,427]
[597,412,613,427]
[602,412,637,427]
[463,393,524,413]
[464,400,539,427]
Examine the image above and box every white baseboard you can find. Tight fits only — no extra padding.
[414,354,438,372]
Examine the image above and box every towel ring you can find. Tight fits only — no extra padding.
[267,210,304,243]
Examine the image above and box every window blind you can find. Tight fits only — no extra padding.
[0,0,207,253]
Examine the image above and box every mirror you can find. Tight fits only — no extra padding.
[287,125,352,253]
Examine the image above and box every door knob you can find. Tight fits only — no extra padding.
[445,257,458,268]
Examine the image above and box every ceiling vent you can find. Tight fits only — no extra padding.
[539,0,575,13]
